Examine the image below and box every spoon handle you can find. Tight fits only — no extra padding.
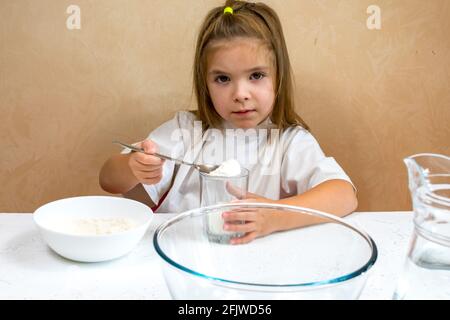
[112,141,144,153]
[153,152,187,167]
[112,141,192,167]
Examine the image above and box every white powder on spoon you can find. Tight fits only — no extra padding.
[208,159,242,177]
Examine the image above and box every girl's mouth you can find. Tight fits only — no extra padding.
[232,109,256,115]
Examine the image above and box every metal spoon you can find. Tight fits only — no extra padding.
[112,140,219,174]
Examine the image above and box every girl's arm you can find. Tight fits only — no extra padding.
[223,179,358,244]
[273,179,357,231]
[99,154,157,207]
[99,153,139,194]
[99,140,164,203]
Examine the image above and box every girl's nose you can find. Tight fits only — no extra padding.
[233,82,250,103]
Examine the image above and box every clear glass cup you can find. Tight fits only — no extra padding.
[199,168,249,244]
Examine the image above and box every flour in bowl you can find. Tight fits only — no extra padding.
[50,217,137,235]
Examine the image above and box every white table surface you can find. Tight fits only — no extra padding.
[0,211,413,300]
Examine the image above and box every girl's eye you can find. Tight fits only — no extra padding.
[215,75,230,83]
[250,72,266,80]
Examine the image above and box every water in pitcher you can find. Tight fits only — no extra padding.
[394,254,450,299]
[393,204,450,299]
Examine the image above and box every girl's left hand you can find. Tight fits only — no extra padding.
[223,184,280,244]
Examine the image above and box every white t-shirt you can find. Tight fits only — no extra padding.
[123,111,354,213]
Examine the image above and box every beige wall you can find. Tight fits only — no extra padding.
[1,0,449,212]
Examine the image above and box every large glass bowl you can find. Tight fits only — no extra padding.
[153,203,377,299]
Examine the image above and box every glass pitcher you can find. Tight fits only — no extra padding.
[393,153,450,299]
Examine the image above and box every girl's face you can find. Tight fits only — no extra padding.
[206,38,276,129]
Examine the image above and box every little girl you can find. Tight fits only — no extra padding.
[99,0,357,244]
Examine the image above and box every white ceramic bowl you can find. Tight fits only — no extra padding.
[34,196,152,262]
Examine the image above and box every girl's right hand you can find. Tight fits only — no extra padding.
[128,139,165,185]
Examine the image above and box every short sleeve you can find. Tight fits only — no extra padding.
[120,111,195,205]
[280,128,355,196]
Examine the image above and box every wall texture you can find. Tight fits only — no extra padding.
[1,0,449,212]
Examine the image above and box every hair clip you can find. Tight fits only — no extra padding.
[223,6,234,15]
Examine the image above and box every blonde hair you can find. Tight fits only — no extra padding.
[192,0,309,132]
